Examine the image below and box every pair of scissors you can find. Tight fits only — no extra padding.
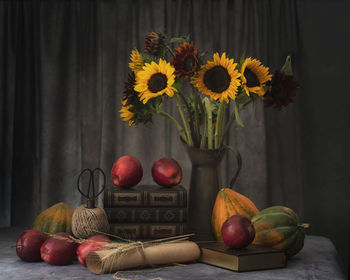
[77,168,106,209]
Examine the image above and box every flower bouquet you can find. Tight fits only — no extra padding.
[120,32,300,150]
[119,32,300,239]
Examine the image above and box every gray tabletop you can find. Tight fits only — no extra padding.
[0,227,345,280]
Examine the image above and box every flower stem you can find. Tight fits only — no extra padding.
[166,45,175,57]
[198,92,207,148]
[158,111,187,144]
[220,99,252,146]
[204,98,213,149]
[214,101,226,149]
[200,103,207,149]
[192,87,201,145]
[221,107,235,146]
[174,94,193,147]
[178,92,197,146]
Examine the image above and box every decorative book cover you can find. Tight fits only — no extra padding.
[110,223,186,239]
[105,207,187,223]
[104,185,187,208]
[198,242,286,272]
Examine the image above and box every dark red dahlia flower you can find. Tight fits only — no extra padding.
[171,42,198,79]
[264,69,300,110]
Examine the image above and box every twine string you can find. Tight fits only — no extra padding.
[72,205,110,238]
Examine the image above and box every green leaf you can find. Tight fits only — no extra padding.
[173,78,183,92]
[235,93,251,105]
[170,37,186,44]
[281,55,293,76]
[238,53,246,69]
[143,56,152,64]
[234,103,244,127]
[153,98,163,114]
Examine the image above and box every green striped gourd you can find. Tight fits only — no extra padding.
[252,205,307,257]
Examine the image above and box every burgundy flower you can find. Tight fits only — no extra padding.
[171,42,198,79]
[264,69,300,110]
[122,72,138,106]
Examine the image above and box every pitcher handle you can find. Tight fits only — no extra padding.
[223,144,242,188]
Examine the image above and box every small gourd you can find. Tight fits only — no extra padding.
[71,168,110,238]
[211,188,259,241]
[32,202,73,234]
[252,206,308,257]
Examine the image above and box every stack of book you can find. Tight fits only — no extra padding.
[104,185,187,239]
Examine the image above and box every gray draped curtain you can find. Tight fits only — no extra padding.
[0,0,349,276]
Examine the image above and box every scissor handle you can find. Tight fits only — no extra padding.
[77,168,106,208]
[77,168,92,200]
[91,168,106,198]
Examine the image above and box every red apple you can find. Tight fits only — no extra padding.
[40,232,78,265]
[151,157,182,187]
[76,234,110,266]
[111,155,143,188]
[221,214,255,249]
[16,230,47,262]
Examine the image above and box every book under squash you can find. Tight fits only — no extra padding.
[198,242,286,272]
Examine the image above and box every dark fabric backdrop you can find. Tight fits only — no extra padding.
[0,0,349,276]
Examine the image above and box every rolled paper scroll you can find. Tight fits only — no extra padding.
[86,241,200,274]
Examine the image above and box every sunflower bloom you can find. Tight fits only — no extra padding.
[134,58,177,104]
[264,69,300,110]
[144,32,165,56]
[192,52,241,103]
[171,42,198,79]
[122,72,138,106]
[120,100,135,126]
[129,49,144,73]
[240,57,272,97]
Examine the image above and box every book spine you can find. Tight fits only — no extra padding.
[104,190,187,207]
[110,224,186,239]
[105,208,187,223]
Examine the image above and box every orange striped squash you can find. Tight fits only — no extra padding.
[32,202,73,235]
[211,188,259,241]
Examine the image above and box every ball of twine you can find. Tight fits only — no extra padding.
[72,204,110,239]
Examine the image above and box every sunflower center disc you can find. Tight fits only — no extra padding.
[204,66,231,93]
[184,55,195,71]
[148,73,168,93]
[244,68,260,87]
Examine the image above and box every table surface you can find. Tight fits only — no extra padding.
[0,227,345,280]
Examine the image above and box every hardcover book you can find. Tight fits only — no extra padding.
[104,185,187,208]
[110,223,186,239]
[105,207,187,223]
[198,242,286,272]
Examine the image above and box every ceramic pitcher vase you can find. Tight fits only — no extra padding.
[184,144,241,241]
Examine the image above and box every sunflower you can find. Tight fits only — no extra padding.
[119,100,135,126]
[144,32,166,56]
[264,69,300,110]
[171,42,198,79]
[129,49,144,73]
[134,58,177,104]
[192,52,241,103]
[122,72,138,106]
[240,57,272,97]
